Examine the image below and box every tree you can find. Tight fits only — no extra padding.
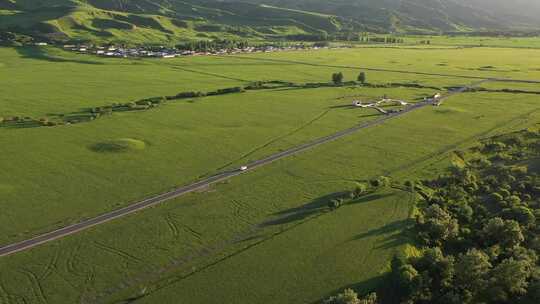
[323,289,378,304]
[351,183,368,199]
[501,206,536,227]
[357,72,366,84]
[415,247,455,289]
[454,249,491,296]
[417,204,459,245]
[359,293,377,304]
[323,288,360,304]
[332,72,344,85]
[487,258,531,302]
[482,218,524,248]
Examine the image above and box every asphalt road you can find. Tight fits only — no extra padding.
[0,79,499,257]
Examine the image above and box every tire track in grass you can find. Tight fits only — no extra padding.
[93,242,144,265]
[121,212,330,304]
[20,270,47,304]
[66,244,83,278]
[87,207,329,304]
[163,215,179,239]
[230,199,257,226]
[166,213,204,243]
[122,190,410,303]
[39,247,60,281]
[0,277,10,304]
[181,226,203,242]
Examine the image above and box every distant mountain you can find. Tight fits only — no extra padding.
[239,0,540,32]
[1,0,539,44]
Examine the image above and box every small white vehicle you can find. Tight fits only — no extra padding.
[240,166,248,171]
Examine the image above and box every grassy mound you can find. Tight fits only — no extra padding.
[90,138,146,153]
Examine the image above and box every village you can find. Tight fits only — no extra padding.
[51,42,333,58]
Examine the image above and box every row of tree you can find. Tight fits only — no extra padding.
[332,72,367,85]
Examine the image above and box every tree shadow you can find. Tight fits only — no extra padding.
[260,191,347,227]
[348,218,413,251]
[348,192,395,206]
[261,192,394,227]
[15,46,103,65]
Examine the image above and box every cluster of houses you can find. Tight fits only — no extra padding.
[59,44,329,58]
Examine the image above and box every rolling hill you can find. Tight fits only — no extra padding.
[240,0,540,33]
[0,0,347,43]
[1,0,540,44]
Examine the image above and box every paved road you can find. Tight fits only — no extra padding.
[0,79,497,257]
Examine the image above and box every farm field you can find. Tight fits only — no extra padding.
[1,43,540,303]
[407,36,540,49]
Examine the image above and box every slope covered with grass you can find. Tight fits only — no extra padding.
[0,0,345,43]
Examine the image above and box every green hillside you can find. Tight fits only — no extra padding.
[0,0,347,43]
[241,0,540,33]
[2,0,540,44]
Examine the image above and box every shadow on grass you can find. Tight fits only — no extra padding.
[350,218,413,250]
[259,191,346,227]
[15,46,104,65]
[261,192,394,227]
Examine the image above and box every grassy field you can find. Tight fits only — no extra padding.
[407,35,540,49]
[1,44,540,303]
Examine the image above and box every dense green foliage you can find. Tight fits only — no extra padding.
[392,129,540,303]
[324,288,378,304]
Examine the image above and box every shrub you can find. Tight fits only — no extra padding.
[207,87,245,96]
[332,72,344,85]
[323,289,377,304]
[171,91,206,99]
[328,198,344,209]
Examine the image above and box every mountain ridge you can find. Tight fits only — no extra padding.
[1,0,539,43]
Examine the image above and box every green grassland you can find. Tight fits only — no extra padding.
[4,45,540,118]
[408,36,540,49]
[1,44,540,303]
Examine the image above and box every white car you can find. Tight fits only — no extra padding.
[240,166,248,171]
